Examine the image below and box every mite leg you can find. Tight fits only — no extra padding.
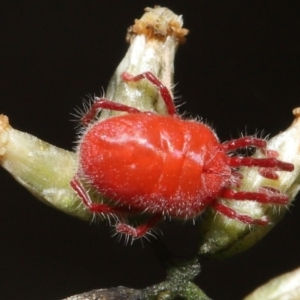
[71,176,161,238]
[222,136,294,179]
[121,71,176,116]
[115,215,162,239]
[228,156,294,171]
[211,201,268,225]
[228,156,294,179]
[221,188,289,204]
[70,175,121,215]
[82,98,143,126]
[211,187,289,225]
[222,136,267,151]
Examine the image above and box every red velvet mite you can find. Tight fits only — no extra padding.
[71,71,294,239]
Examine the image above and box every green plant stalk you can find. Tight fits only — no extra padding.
[142,257,211,300]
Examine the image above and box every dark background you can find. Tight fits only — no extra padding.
[1,1,300,299]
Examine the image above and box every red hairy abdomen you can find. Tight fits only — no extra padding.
[79,114,231,218]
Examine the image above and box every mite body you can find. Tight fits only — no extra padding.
[79,113,230,219]
[71,72,294,239]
